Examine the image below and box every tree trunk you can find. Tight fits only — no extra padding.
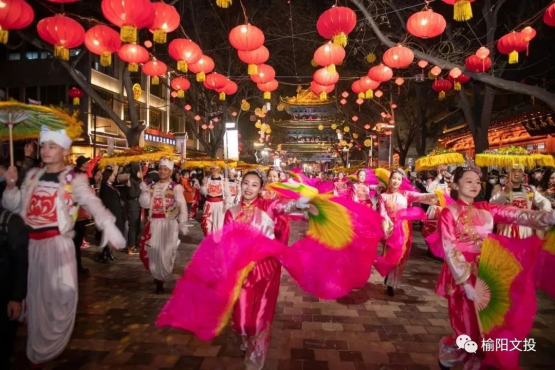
[399,149,408,166]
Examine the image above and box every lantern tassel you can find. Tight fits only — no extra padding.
[177,61,188,73]
[508,51,519,64]
[196,72,206,82]
[454,82,461,91]
[153,29,167,44]
[216,0,232,8]
[326,64,336,73]
[365,90,373,99]
[311,59,318,68]
[152,76,160,85]
[73,97,80,106]
[121,25,138,43]
[219,92,226,101]
[100,52,112,67]
[248,64,258,75]
[177,90,185,98]
[439,91,446,100]
[0,29,8,44]
[264,92,271,100]
[358,92,365,99]
[54,45,70,61]
[128,63,139,72]
[319,92,327,101]
[453,0,473,22]
[332,32,348,47]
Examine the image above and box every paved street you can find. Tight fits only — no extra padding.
[11,220,555,370]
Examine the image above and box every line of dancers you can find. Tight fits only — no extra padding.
[3,128,555,370]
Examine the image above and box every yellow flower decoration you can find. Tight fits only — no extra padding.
[366,53,376,63]
[343,126,350,132]
[331,123,337,129]
[266,128,272,134]
[241,102,250,111]
[318,124,324,130]
[364,139,371,147]
[336,129,341,134]
[353,133,359,139]
[277,103,284,111]
[255,121,262,129]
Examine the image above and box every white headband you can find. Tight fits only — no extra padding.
[159,158,175,171]
[39,125,72,149]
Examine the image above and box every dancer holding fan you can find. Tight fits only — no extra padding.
[375,168,437,296]
[436,166,555,370]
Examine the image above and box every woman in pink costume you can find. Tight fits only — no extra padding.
[225,171,309,369]
[351,169,381,207]
[333,171,350,198]
[436,167,555,370]
[260,167,291,244]
[378,169,437,296]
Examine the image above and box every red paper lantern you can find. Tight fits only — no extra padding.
[313,42,346,72]
[544,3,555,27]
[395,77,405,86]
[204,73,228,91]
[142,59,167,85]
[448,74,470,91]
[37,15,85,61]
[449,68,462,79]
[168,39,203,73]
[407,9,446,39]
[184,104,192,111]
[68,87,83,105]
[171,77,190,98]
[0,0,34,44]
[497,32,527,64]
[149,2,180,44]
[313,67,339,86]
[359,76,380,99]
[217,79,238,100]
[383,45,414,69]
[144,40,153,48]
[475,47,490,59]
[201,124,208,130]
[316,6,357,46]
[368,64,393,82]
[48,0,80,2]
[117,43,149,72]
[238,45,269,75]
[465,54,492,72]
[84,25,121,67]
[194,115,201,121]
[257,79,279,100]
[229,23,265,51]
[430,66,442,76]
[364,124,370,130]
[101,0,155,43]
[189,55,215,82]
[432,79,452,99]
[391,103,398,109]
[442,0,475,21]
[417,60,429,69]
[310,81,334,100]
[171,91,178,98]
[250,64,276,84]
[352,116,359,122]
[351,79,365,99]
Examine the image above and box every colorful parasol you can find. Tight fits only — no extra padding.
[415,148,465,171]
[0,102,83,166]
[98,145,174,167]
[475,146,554,169]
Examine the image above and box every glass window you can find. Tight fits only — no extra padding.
[8,53,21,61]
[40,51,51,60]
[169,114,180,132]
[150,108,163,130]
[25,52,39,60]
[538,143,546,150]
[150,81,163,98]
[91,87,115,119]
[39,85,66,106]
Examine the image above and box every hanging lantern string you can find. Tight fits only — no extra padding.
[239,0,249,23]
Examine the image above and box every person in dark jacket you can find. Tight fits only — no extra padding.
[98,167,125,263]
[0,207,29,370]
[72,155,92,275]
[125,162,143,255]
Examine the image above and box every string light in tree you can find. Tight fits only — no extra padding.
[0,0,34,45]
[395,77,405,94]
[84,25,121,67]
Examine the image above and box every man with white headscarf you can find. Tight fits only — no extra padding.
[139,158,188,294]
[2,126,126,367]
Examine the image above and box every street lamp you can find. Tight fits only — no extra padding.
[342,146,350,168]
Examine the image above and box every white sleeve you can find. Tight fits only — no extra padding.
[532,187,552,212]
[489,185,505,205]
[425,180,440,193]
[72,174,116,231]
[1,168,36,214]
[173,184,188,223]
[139,182,151,209]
